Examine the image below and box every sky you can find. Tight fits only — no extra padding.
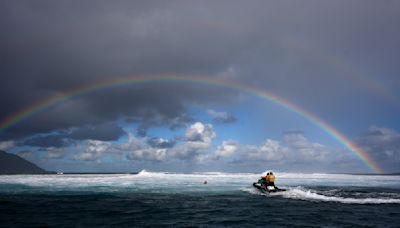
[0,0,399,173]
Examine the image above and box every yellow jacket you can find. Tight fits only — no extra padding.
[268,174,275,183]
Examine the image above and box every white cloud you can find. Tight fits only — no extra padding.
[168,122,217,160]
[244,139,288,161]
[127,148,167,161]
[216,140,238,157]
[74,140,111,161]
[117,124,216,162]
[147,137,175,148]
[258,139,288,161]
[169,142,204,159]
[218,132,336,166]
[117,132,144,151]
[115,132,169,161]
[283,133,330,162]
[68,123,344,170]
[185,122,216,144]
[0,140,15,151]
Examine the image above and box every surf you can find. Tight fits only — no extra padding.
[0,171,399,204]
[280,187,400,204]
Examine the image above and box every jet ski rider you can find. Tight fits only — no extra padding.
[259,174,267,187]
[253,171,285,192]
[266,172,276,189]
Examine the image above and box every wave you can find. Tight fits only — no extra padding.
[136,169,153,176]
[245,186,400,204]
[136,169,184,176]
[135,169,259,178]
[1,172,400,198]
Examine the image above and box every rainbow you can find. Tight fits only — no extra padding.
[0,75,383,173]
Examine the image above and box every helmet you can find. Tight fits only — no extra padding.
[261,170,271,177]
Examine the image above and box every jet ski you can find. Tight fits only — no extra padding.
[253,182,286,193]
[253,179,286,193]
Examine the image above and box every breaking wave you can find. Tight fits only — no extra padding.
[1,171,399,204]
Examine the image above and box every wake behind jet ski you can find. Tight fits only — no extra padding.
[253,171,286,193]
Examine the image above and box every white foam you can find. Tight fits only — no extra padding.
[240,187,265,196]
[0,172,399,204]
[1,172,399,189]
[137,169,158,176]
[277,187,400,204]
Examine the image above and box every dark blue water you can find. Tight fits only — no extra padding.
[1,190,399,227]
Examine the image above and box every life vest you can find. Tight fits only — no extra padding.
[268,174,275,183]
[258,178,266,184]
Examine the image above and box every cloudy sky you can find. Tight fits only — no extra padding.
[1,0,399,173]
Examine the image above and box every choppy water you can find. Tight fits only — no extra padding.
[1,170,399,227]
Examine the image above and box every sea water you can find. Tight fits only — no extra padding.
[0,171,399,227]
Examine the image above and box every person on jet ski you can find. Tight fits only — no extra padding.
[257,175,267,186]
[267,172,277,189]
[253,171,285,192]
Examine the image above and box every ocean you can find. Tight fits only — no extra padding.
[1,170,399,227]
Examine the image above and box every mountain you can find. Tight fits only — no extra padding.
[0,150,49,174]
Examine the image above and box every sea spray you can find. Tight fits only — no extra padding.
[0,171,399,203]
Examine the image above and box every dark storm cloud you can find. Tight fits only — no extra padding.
[0,0,242,141]
[23,135,69,148]
[1,0,399,142]
[357,127,400,172]
[69,122,124,141]
[20,122,123,147]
